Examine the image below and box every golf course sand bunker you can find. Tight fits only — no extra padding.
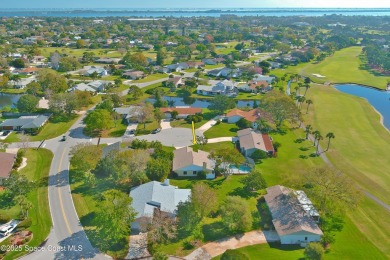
[312,73,326,78]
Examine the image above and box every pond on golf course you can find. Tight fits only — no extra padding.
[334,84,390,130]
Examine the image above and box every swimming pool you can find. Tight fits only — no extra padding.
[229,165,252,174]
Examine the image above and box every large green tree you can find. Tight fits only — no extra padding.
[37,69,68,93]
[261,91,298,128]
[145,158,171,181]
[220,196,253,232]
[84,109,113,144]
[69,143,102,172]
[16,94,39,113]
[241,170,267,192]
[208,95,236,115]
[192,183,218,218]
[97,190,136,250]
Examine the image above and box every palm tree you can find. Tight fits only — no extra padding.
[305,99,313,114]
[298,96,306,109]
[294,86,300,96]
[316,133,323,155]
[312,130,320,146]
[326,132,335,151]
[305,125,312,139]
[304,83,311,96]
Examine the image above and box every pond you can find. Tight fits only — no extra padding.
[334,84,390,130]
[0,93,21,109]
[146,96,257,108]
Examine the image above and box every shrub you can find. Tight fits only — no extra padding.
[250,150,269,162]
[236,118,251,129]
[304,242,325,260]
[17,218,32,229]
[153,251,168,260]
[221,249,249,260]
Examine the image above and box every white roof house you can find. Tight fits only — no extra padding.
[130,180,191,230]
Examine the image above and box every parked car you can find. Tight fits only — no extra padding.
[2,130,10,136]
[129,129,135,135]
[151,128,161,134]
[61,136,66,141]
[0,221,17,237]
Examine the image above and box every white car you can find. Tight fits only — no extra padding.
[0,220,18,237]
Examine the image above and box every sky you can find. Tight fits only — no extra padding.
[1,0,389,9]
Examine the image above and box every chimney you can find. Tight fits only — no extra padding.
[163,179,170,186]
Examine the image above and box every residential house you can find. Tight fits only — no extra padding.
[166,63,189,73]
[10,76,36,89]
[95,58,121,64]
[165,77,183,88]
[172,147,215,179]
[269,61,282,69]
[129,179,191,231]
[197,80,237,96]
[237,80,271,93]
[18,67,39,76]
[186,61,204,69]
[159,107,202,119]
[113,106,141,124]
[82,66,108,77]
[0,115,50,134]
[236,128,275,157]
[264,185,323,245]
[68,80,109,93]
[226,108,272,128]
[252,74,276,84]
[202,58,224,65]
[207,67,242,78]
[0,152,15,185]
[122,70,145,80]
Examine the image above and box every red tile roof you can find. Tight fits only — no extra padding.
[262,134,275,152]
[226,108,273,123]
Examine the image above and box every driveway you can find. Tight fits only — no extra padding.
[195,116,222,136]
[207,137,233,143]
[160,119,172,130]
[124,123,138,137]
[185,230,279,259]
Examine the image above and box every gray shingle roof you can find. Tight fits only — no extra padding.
[130,181,191,219]
[264,185,323,237]
[0,115,49,129]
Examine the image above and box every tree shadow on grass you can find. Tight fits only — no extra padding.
[206,178,225,189]
[202,221,234,242]
[294,138,306,144]
[228,187,259,199]
[299,146,310,151]
[299,155,308,159]
[79,212,97,227]
[0,192,15,209]
[109,129,126,137]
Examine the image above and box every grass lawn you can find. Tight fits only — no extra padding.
[170,119,207,129]
[0,149,53,260]
[212,243,304,260]
[131,73,168,83]
[100,118,127,138]
[191,141,236,153]
[274,47,389,89]
[38,47,122,58]
[303,84,390,258]
[70,170,130,258]
[203,122,239,139]
[0,88,27,94]
[4,114,79,142]
[204,64,224,70]
[136,119,160,135]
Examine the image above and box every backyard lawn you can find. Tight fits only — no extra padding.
[203,122,239,139]
[0,149,53,260]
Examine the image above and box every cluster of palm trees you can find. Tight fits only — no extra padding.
[305,125,335,155]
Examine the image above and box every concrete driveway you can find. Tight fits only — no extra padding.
[185,230,279,260]
[160,119,172,130]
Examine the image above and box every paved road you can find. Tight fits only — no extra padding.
[18,114,110,260]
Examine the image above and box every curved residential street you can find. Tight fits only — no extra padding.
[8,109,194,260]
